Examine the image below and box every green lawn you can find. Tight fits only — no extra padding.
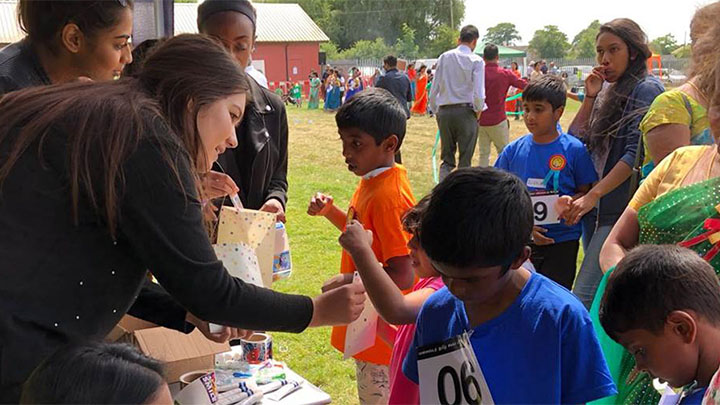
[270,99,583,404]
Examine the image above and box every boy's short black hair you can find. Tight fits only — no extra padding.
[420,167,533,272]
[483,44,499,60]
[522,74,567,110]
[459,25,480,43]
[335,88,406,149]
[383,55,398,67]
[600,245,720,342]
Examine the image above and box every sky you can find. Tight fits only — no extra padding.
[461,0,712,47]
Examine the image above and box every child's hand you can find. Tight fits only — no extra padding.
[555,195,573,221]
[321,273,355,293]
[339,220,374,256]
[307,192,334,217]
[565,192,599,226]
[532,226,555,246]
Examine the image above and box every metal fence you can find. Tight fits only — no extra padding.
[326,58,383,77]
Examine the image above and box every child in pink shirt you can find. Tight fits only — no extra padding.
[339,196,443,404]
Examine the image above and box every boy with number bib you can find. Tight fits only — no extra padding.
[403,167,616,404]
[307,88,416,404]
[495,75,597,289]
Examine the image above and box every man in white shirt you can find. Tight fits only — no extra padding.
[429,25,485,181]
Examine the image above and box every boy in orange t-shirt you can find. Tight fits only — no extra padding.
[308,88,416,404]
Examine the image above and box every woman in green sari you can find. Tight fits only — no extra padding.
[308,71,321,109]
[594,52,720,404]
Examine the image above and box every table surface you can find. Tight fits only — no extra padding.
[221,346,331,405]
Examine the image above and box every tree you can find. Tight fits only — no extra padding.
[529,25,570,59]
[672,44,692,58]
[650,34,680,55]
[483,23,521,46]
[427,24,459,58]
[569,20,600,59]
[320,42,341,60]
[340,38,392,60]
[394,24,419,59]
[258,0,464,55]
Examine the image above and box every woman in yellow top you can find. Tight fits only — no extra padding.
[590,52,720,404]
[639,2,720,175]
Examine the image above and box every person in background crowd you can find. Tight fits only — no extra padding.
[22,342,172,404]
[371,68,382,87]
[308,70,321,109]
[638,1,720,177]
[337,67,346,101]
[345,66,363,103]
[530,61,543,81]
[321,63,331,101]
[410,64,428,115]
[540,60,549,75]
[429,25,485,180]
[566,18,664,312]
[527,60,536,77]
[477,44,526,167]
[0,34,365,402]
[376,54,413,163]
[324,68,342,111]
[549,61,559,75]
[560,71,569,87]
[197,0,290,221]
[407,62,416,105]
[506,61,523,120]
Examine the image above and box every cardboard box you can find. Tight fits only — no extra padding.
[106,315,230,383]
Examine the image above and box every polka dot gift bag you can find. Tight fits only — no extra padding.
[216,206,277,287]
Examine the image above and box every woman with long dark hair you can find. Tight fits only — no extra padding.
[0,0,133,93]
[0,0,240,345]
[0,35,364,401]
[565,18,664,309]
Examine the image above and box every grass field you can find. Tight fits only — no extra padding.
[269,99,582,404]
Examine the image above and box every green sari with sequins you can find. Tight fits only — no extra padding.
[588,175,720,404]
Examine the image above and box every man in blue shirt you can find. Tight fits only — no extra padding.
[495,75,597,289]
[403,167,615,404]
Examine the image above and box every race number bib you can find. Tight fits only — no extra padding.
[418,332,494,405]
[530,191,560,226]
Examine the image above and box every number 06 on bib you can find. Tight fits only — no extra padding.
[418,332,494,404]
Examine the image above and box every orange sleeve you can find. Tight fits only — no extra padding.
[368,200,413,264]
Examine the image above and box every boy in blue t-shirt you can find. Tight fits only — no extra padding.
[402,167,616,404]
[495,75,597,289]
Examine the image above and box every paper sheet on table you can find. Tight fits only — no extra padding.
[214,243,264,288]
[343,274,378,360]
[218,206,276,287]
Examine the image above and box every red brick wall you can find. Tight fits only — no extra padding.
[253,42,321,84]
